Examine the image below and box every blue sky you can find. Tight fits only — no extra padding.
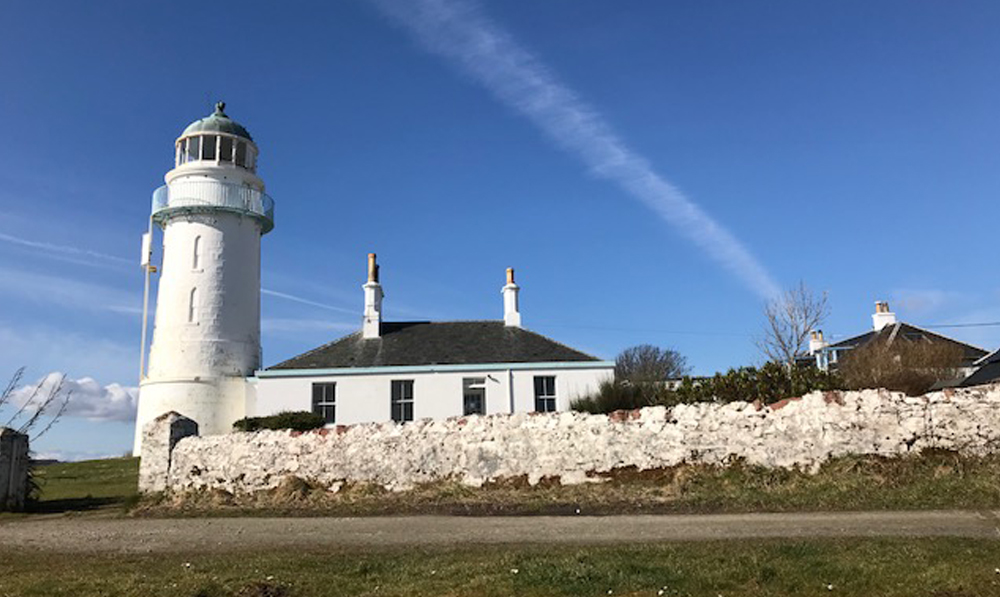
[1,0,998,459]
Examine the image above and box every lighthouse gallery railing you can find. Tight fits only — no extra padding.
[151,181,275,232]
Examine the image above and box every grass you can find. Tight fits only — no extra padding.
[2,538,999,596]
[142,450,1000,516]
[15,450,1000,518]
[28,457,139,514]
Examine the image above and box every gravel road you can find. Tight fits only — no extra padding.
[1,511,998,553]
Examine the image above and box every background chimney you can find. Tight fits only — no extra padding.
[872,300,897,331]
[502,267,521,328]
[362,253,383,339]
[808,330,827,355]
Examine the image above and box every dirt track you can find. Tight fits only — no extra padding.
[1,511,999,553]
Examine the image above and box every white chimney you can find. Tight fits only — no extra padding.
[502,267,521,327]
[362,253,383,339]
[872,300,897,331]
[808,330,827,356]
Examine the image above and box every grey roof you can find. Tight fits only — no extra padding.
[268,321,603,370]
[181,102,253,141]
[960,361,1000,387]
[828,322,987,367]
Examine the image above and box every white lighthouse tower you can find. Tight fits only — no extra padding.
[133,102,274,455]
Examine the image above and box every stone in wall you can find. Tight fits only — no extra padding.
[162,385,1000,495]
[139,411,199,493]
[0,427,30,512]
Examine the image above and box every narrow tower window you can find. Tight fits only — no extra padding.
[188,287,197,323]
[192,236,201,270]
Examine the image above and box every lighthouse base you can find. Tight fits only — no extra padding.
[133,376,254,457]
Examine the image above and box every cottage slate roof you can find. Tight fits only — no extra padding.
[827,322,987,367]
[268,321,603,370]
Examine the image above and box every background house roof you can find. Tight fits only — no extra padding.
[268,321,602,370]
[828,322,987,366]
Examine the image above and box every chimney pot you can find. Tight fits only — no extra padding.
[502,267,521,327]
[363,253,383,338]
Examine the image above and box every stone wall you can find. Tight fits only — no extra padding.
[142,385,1000,494]
[0,428,30,511]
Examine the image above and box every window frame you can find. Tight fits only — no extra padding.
[533,375,557,413]
[391,379,414,423]
[462,377,486,416]
[311,382,336,425]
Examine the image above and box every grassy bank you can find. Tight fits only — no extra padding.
[29,457,139,514]
[142,450,1000,516]
[2,537,998,596]
[18,451,1000,517]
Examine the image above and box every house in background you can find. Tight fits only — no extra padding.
[959,349,1000,387]
[806,301,988,381]
[251,255,614,425]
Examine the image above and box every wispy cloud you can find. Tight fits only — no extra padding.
[262,288,357,315]
[0,266,140,315]
[0,231,131,269]
[262,317,357,334]
[368,0,780,299]
[6,372,137,424]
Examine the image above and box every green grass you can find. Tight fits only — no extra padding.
[19,450,1000,518]
[145,450,1000,516]
[2,538,998,596]
[29,457,139,514]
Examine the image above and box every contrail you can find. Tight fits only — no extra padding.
[262,288,358,315]
[0,231,132,267]
[368,0,781,299]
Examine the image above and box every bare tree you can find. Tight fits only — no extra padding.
[839,340,963,396]
[1,370,71,440]
[615,344,690,382]
[756,281,830,367]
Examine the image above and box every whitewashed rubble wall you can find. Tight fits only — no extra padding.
[147,385,1000,494]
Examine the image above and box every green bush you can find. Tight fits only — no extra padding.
[670,362,841,405]
[571,380,656,414]
[572,363,842,414]
[233,411,326,432]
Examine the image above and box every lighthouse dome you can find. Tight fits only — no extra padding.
[181,102,253,141]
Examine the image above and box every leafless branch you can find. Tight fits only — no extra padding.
[17,374,66,434]
[755,281,830,367]
[0,366,25,412]
[31,390,72,441]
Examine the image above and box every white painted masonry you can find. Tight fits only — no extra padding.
[142,384,1000,494]
[253,363,613,424]
[134,104,273,455]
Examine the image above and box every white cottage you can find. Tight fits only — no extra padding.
[251,255,614,425]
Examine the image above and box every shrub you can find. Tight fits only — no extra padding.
[233,411,326,432]
[669,362,842,405]
[571,380,656,414]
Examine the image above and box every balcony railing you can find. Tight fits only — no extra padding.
[151,181,274,233]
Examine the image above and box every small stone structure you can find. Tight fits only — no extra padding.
[138,412,199,493]
[139,385,1000,494]
[0,428,30,511]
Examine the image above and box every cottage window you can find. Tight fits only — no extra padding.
[312,382,336,424]
[391,380,414,422]
[463,378,486,416]
[534,376,556,412]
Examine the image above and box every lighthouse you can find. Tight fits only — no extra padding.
[133,103,274,455]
